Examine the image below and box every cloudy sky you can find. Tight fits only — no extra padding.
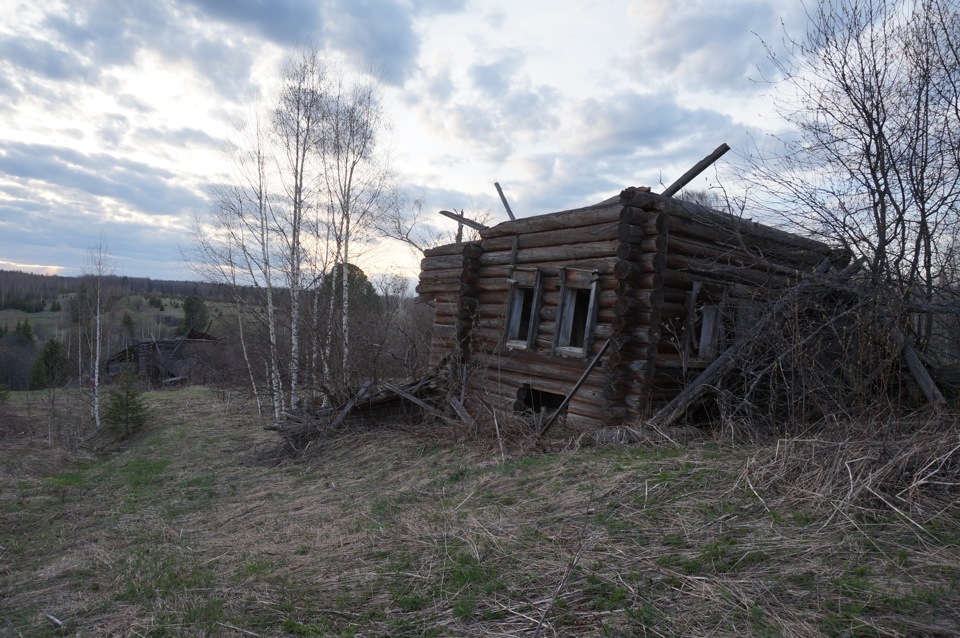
[0,0,806,281]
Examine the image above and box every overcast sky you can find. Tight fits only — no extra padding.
[0,0,806,281]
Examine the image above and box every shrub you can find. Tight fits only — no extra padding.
[104,372,151,437]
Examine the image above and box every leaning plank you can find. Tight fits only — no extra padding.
[381,382,445,418]
[883,319,946,406]
[645,336,750,430]
[539,339,611,436]
[447,396,474,424]
[329,381,374,431]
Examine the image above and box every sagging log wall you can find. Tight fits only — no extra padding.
[466,202,625,429]
[617,188,837,420]
[416,241,480,367]
[416,187,837,429]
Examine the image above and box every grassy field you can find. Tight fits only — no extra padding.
[1,388,959,636]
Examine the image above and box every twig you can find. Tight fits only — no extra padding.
[216,622,260,636]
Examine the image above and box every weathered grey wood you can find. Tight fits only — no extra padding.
[883,320,946,406]
[439,209,487,231]
[480,204,623,239]
[540,338,611,435]
[494,182,516,221]
[447,396,473,423]
[330,381,374,430]
[662,143,731,197]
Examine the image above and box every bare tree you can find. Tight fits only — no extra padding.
[273,46,329,408]
[82,233,114,430]
[744,0,960,326]
[194,104,286,421]
[193,47,397,415]
[317,69,394,387]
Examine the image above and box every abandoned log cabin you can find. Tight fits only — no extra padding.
[415,186,844,430]
[106,329,220,384]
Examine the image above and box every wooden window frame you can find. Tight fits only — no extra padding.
[552,268,600,359]
[503,268,543,349]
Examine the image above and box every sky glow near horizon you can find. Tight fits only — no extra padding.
[0,0,805,282]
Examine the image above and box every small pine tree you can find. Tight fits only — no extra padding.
[121,312,135,337]
[15,320,35,342]
[30,337,68,390]
[104,372,151,438]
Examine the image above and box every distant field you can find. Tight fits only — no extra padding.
[0,294,201,342]
[1,389,958,636]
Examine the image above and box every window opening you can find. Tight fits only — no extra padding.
[554,269,598,357]
[561,288,592,348]
[504,269,542,349]
[510,287,534,342]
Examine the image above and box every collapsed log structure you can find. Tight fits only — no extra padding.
[416,186,848,430]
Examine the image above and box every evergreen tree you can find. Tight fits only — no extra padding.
[181,295,209,334]
[30,337,68,390]
[121,312,135,338]
[104,372,151,438]
[15,320,35,342]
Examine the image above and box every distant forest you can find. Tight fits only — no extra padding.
[0,270,235,311]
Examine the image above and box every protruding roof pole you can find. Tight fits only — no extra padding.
[439,209,487,231]
[662,143,731,197]
[494,182,516,220]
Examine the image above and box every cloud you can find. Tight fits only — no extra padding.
[567,90,739,158]
[133,126,223,149]
[0,35,96,83]
[326,0,421,85]
[468,50,525,97]
[180,0,323,45]
[624,0,805,92]
[0,141,204,216]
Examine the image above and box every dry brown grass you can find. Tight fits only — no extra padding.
[1,388,959,636]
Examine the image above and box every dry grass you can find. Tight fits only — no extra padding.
[2,388,959,636]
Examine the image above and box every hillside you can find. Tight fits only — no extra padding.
[2,388,959,636]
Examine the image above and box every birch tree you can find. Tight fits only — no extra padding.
[317,72,393,385]
[193,106,285,421]
[82,233,113,430]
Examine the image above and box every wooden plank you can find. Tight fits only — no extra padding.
[439,209,487,231]
[478,240,620,267]
[482,221,622,252]
[480,203,623,239]
[540,339,611,435]
[662,143,731,197]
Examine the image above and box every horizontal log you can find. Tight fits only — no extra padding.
[423,242,469,258]
[613,290,664,315]
[481,221,622,252]
[621,190,834,254]
[415,281,462,294]
[421,254,467,271]
[666,253,795,288]
[619,206,659,225]
[472,353,608,388]
[480,203,623,239]
[418,268,464,284]
[478,240,620,267]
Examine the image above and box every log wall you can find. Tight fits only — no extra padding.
[416,187,838,431]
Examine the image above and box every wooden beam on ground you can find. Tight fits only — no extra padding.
[329,381,373,430]
[382,382,444,417]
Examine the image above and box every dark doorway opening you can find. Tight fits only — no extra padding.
[515,384,565,413]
